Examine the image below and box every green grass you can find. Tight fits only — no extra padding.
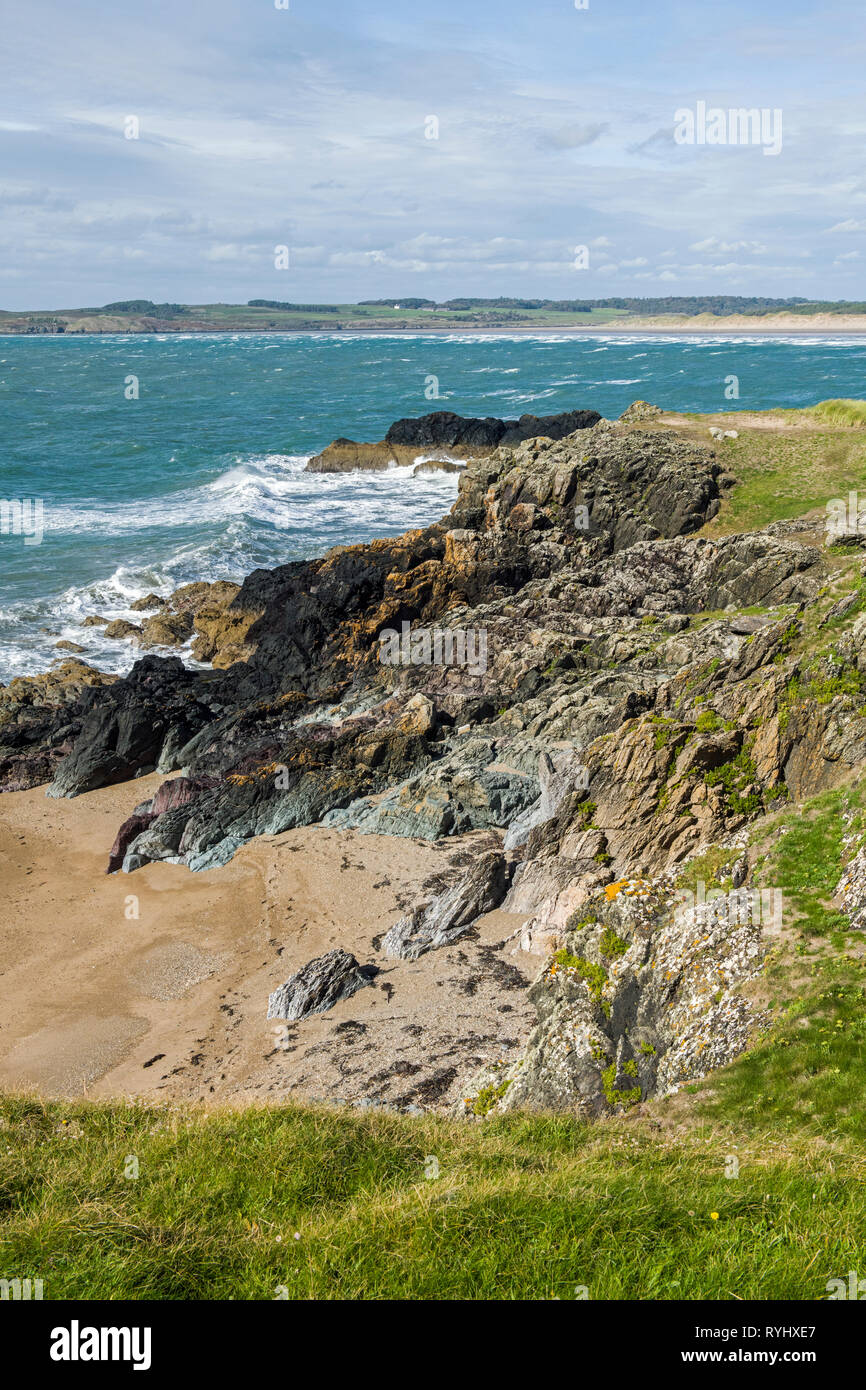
[552,949,608,1004]
[695,418,866,536]
[760,788,859,937]
[676,846,740,894]
[811,399,866,428]
[690,783,866,1145]
[1,1093,864,1301]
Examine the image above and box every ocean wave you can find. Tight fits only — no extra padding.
[0,453,462,680]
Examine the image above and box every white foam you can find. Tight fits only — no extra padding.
[0,453,462,681]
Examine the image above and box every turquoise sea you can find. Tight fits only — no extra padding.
[1,331,865,681]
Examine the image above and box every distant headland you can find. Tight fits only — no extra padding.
[4,296,866,335]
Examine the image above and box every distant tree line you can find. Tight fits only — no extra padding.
[95,301,188,316]
[352,296,866,316]
[58,296,866,320]
[248,300,340,312]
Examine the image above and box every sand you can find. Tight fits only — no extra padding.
[0,776,535,1109]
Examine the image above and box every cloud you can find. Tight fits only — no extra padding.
[689,236,768,254]
[1,0,865,305]
[541,122,608,150]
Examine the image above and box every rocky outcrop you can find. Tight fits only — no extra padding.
[306,408,601,472]
[267,949,376,1020]
[461,878,768,1118]
[619,400,662,423]
[836,847,866,931]
[0,660,119,792]
[107,775,213,873]
[12,402,866,1117]
[383,850,511,959]
[385,409,602,449]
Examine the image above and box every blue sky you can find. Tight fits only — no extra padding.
[1,0,863,308]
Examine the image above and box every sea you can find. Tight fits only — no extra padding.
[1,331,865,682]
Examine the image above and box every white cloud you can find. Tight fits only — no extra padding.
[689,237,768,254]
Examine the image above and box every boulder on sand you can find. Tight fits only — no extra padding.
[267,949,377,1020]
[383,850,511,960]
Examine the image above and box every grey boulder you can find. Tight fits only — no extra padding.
[267,949,376,1021]
[383,850,511,961]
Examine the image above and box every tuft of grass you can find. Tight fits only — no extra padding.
[552,950,608,1004]
[811,399,866,428]
[599,927,629,959]
[676,846,739,894]
[704,749,764,817]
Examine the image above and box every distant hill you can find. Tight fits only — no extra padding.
[3,296,866,333]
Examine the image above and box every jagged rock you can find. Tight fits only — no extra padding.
[836,847,866,931]
[0,661,119,792]
[619,400,662,423]
[386,409,601,449]
[55,640,86,653]
[107,776,211,873]
[138,611,194,648]
[462,880,767,1117]
[130,594,167,612]
[267,949,376,1020]
[46,657,205,798]
[103,620,142,641]
[453,424,723,548]
[503,749,587,851]
[383,850,511,959]
[322,747,537,840]
[169,580,241,614]
[307,409,601,472]
[82,615,109,628]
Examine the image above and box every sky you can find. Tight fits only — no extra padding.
[0,0,864,308]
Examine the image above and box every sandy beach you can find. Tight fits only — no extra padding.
[0,776,534,1109]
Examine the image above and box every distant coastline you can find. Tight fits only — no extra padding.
[4,297,866,337]
[5,321,866,337]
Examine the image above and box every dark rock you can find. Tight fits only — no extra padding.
[308,409,601,472]
[386,409,601,450]
[267,949,376,1020]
